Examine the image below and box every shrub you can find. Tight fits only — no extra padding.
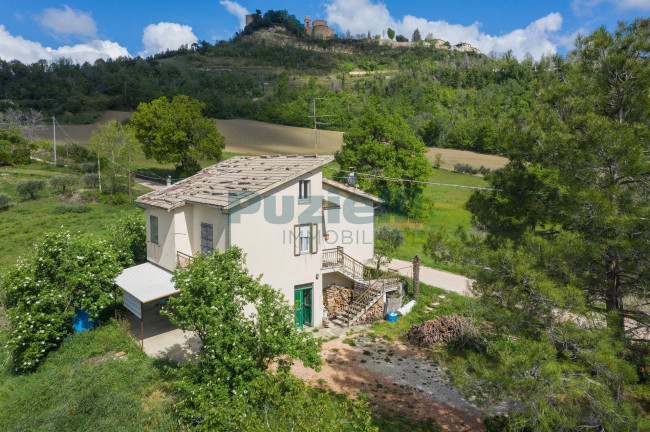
[395,34,408,42]
[16,179,46,199]
[0,231,122,373]
[432,152,443,168]
[454,162,492,176]
[50,175,79,196]
[78,162,96,173]
[0,193,12,210]
[81,173,99,188]
[110,212,146,264]
[0,150,12,165]
[98,193,129,205]
[11,148,31,165]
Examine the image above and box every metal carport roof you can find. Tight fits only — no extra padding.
[115,262,179,304]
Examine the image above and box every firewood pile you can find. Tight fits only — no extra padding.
[406,316,468,347]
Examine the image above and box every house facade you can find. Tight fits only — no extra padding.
[124,155,387,329]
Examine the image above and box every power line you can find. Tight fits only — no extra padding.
[324,167,504,192]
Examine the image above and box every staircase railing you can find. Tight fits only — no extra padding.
[322,247,372,281]
[176,251,193,268]
[342,270,401,326]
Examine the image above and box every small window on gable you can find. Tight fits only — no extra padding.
[150,215,159,245]
[299,180,310,201]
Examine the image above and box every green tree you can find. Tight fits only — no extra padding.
[16,179,45,200]
[89,120,138,195]
[387,28,395,40]
[49,175,78,197]
[395,34,408,42]
[412,28,422,42]
[165,247,321,385]
[130,95,225,176]
[335,107,432,219]
[374,225,404,270]
[459,19,650,429]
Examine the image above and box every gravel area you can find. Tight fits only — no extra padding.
[291,332,484,431]
[353,335,481,415]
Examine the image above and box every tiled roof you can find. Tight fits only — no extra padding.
[135,155,334,211]
[322,178,383,203]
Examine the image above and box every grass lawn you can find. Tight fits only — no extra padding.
[376,169,487,273]
[0,163,147,270]
[0,321,176,432]
[370,281,477,343]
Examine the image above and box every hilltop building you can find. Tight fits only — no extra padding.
[304,15,335,39]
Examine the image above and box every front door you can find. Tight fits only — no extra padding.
[294,284,313,328]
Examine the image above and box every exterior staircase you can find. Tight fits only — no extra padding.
[322,247,400,326]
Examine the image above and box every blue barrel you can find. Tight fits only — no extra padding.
[386,311,398,323]
[72,310,99,332]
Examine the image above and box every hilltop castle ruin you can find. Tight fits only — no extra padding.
[303,15,335,39]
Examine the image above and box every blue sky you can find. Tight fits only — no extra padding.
[0,0,648,64]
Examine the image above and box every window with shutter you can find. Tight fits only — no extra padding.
[299,225,311,254]
[150,215,159,245]
[200,222,213,254]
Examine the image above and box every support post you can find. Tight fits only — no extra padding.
[52,116,57,166]
[413,254,421,299]
[140,302,144,351]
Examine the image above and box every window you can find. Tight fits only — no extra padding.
[201,222,214,254]
[299,225,310,254]
[150,215,159,245]
[299,180,310,201]
[294,224,318,256]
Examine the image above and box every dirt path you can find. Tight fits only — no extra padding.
[292,335,483,431]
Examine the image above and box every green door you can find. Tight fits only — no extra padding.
[294,290,303,328]
[294,285,313,329]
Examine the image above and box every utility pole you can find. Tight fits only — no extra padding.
[52,116,57,166]
[309,98,332,156]
[97,156,102,193]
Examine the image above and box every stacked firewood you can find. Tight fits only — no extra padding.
[406,316,467,347]
[323,285,352,316]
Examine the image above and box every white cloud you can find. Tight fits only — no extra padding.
[37,5,97,38]
[220,1,250,29]
[0,25,130,64]
[139,22,198,57]
[325,0,565,60]
[572,0,650,15]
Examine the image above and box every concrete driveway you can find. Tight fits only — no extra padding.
[127,302,200,362]
[383,258,474,296]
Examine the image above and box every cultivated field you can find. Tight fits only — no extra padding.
[33,112,508,171]
[427,148,508,171]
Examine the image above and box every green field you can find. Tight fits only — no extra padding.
[375,168,487,273]
[0,164,147,269]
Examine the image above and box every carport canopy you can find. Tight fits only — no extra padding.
[115,262,179,319]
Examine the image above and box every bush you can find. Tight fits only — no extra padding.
[395,34,408,42]
[0,231,122,373]
[16,179,46,199]
[0,193,11,210]
[432,152,443,169]
[81,173,99,188]
[0,150,12,165]
[50,175,79,196]
[110,212,146,264]
[78,162,96,173]
[454,162,491,176]
[11,148,31,165]
[98,193,129,205]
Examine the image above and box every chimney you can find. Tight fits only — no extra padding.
[345,167,356,187]
[166,176,171,187]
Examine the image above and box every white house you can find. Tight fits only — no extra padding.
[116,155,398,334]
